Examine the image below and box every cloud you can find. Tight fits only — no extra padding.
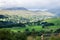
[0,0,60,9]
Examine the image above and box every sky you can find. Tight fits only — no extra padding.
[0,0,60,10]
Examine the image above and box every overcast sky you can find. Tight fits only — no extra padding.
[0,0,60,9]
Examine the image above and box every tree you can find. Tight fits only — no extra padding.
[54,28,60,33]
[15,31,27,40]
[0,29,15,40]
[24,29,31,36]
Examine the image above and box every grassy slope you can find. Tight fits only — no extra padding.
[3,18,60,32]
[44,18,60,31]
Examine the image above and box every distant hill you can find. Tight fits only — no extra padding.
[2,7,28,10]
[0,10,56,20]
[32,8,60,17]
[48,8,60,17]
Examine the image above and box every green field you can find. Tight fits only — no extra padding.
[2,18,60,32]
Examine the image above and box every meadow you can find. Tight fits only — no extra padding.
[2,17,60,33]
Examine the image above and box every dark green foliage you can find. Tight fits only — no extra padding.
[15,31,27,40]
[31,29,37,37]
[0,29,13,40]
[0,29,27,40]
[36,20,41,26]
[41,22,54,28]
[26,22,32,26]
[36,31,42,36]
[0,15,8,19]
[0,29,60,40]
[54,28,60,33]
[24,29,31,36]
[0,21,26,28]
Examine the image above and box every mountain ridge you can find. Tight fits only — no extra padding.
[2,7,28,10]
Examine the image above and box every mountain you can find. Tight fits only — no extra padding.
[32,8,60,17]
[48,8,60,17]
[2,7,28,10]
[1,7,60,17]
[0,10,56,19]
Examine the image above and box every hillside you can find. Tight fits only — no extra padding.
[0,10,56,20]
[0,10,60,32]
[2,7,28,10]
[45,18,60,26]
